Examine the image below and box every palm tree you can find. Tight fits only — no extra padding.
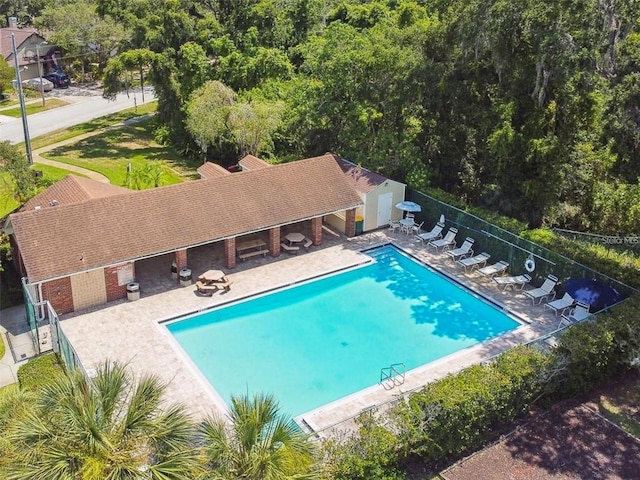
[5,361,204,480]
[0,385,36,474]
[200,393,318,480]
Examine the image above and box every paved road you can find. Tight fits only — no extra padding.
[0,87,155,143]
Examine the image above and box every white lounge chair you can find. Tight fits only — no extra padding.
[428,227,458,252]
[445,237,475,261]
[493,273,532,290]
[457,252,491,272]
[544,292,575,317]
[561,301,591,323]
[478,260,509,278]
[523,274,559,304]
[415,222,444,244]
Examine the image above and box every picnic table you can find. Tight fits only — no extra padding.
[236,239,268,260]
[198,269,226,283]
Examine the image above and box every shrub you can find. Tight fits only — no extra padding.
[551,295,640,396]
[17,353,64,392]
[321,412,404,480]
[522,229,640,289]
[391,346,548,463]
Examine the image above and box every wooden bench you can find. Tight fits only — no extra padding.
[238,249,268,261]
[195,281,220,295]
[216,279,233,291]
[281,243,300,254]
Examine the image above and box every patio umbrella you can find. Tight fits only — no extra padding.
[563,278,623,313]
[395,201,422,218]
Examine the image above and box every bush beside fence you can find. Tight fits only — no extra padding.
[322,297,640,477]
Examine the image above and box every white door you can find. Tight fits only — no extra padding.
[377,192,394,227]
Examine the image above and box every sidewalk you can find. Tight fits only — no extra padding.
[0,305,33,387]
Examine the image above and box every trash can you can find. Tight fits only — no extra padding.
[126,282,140,301]
[179,268,192,287]
[171,261,178,280]
[355,215,364,235]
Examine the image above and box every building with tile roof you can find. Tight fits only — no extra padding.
[1,19,50,80]
[7,154,363,314]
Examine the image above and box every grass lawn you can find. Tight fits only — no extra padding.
[34,163,87,181]
[0,165,84,219]
[43,116,200,187]
[0,98,69,117]
[0,171,20,218]
[30,101,157,150]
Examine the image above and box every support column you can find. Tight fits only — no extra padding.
[224,238,237,269]
[311,217,323,245]
[175,249,188,270]
[345,209,356,238]
[269,227,282,256]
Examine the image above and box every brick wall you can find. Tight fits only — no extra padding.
[345,209,356,237]
[311,217,322,245]
[104,264,133,302]
[269,227,281,256]
[224,238,236,269]
[175,249,188,270]
[42,277,73,314]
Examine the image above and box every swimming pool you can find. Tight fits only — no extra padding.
[167,245,520,416]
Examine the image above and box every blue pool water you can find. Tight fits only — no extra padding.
[167,246,519,416]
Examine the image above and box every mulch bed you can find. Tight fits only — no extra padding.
[440,400,640,480]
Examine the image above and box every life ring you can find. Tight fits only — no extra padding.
[524,255,536,273]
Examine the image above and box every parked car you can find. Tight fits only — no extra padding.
[22,77,54,92]
[44,71,70,88]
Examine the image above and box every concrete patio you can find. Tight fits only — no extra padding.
[57,228,561,435]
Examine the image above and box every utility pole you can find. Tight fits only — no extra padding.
[36,41,48,107]
[10,33,33,165]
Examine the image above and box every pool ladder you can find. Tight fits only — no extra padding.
[380,363,405,390]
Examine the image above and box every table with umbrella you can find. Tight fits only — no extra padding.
[395,201,422,234]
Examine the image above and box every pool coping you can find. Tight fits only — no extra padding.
[58,230,560,434]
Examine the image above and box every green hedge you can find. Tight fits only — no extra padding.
[17,354,64,392]
[552,295,640,396]
[522,229,640,289]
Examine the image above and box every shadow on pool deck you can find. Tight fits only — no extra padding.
[58,229,560,434]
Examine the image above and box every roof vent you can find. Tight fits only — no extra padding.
[49,200,59,206]
[34,205,41,211]
[8,16,17,28]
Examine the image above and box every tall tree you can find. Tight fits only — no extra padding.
[200,392,318,480]
[35,0,126,74]
[0,141,36,204]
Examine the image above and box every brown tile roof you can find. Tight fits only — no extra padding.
[20,175,131,212]
[0,28,39,63]
[197,162,232,179]
[10,154,363,283]
[238,154,271,170]
[334,155,390,194]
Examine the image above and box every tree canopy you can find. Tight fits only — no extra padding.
[10,0,640,232]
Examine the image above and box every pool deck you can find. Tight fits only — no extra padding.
[59,229,561,434]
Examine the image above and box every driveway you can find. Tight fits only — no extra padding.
[0,85,155,142]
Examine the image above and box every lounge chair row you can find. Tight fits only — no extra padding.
[411,218,591,321]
